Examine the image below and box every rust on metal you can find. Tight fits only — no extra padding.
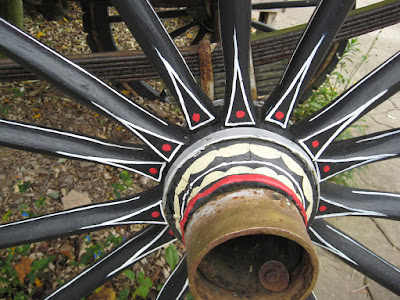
[249,50,258,100]
[185,188,319,300]
[198,34,214,100]
[259,260,290,292]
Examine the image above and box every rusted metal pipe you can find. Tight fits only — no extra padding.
[185,188,319,300]
[198,34,214,100]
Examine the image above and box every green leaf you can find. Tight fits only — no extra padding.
[17,181,31,194]
[135,285,150,299]
[143,277,153,288]
[0,287,12,293]
[119,170,133,186]
[35,197,47,208]
[118,288,130,300]
[123,269,135,281]
[166,244,179,270]
[80,248,95,265]
[31,256,55,273]
[2,211,12,222]
[187,291,195,300]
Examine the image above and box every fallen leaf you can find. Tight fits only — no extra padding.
[59,244,75,261]
[34,277,43,287]
[88,286,116,300]
[36,32,45,38]
[62,190,91,209]
[14,257,34,283]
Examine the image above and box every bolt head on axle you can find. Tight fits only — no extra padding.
[184,188,319,300]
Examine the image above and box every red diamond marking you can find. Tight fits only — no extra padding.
[319,205,327,212]
[275,111,285,120]
[149,168,158,175]
[162,144,171,152]
[323,165,330,173]
[312,140,320,148]
[192,113,200,123]
[236,110,246,119]
[151,211,160,218]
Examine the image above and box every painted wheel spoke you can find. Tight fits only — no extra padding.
[310,219,400,295]
[263,0,355,128]
[306,292,317,300]
[0,19,185,162]
[169,22,196,39]
[316,182,400,220]
[293,51,400,159]
[0,187,167,249]
[45,225,175,300]
[219,0,256,126]
[251,20,274,33]
[112,0,216,130]
[157,255,189,300]
[317,128,400,181]
[252,1,319,10]
[0,119,166,181]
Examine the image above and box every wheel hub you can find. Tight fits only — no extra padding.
[163,128,320,299]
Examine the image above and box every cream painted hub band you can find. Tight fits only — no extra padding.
[163,128,319,237]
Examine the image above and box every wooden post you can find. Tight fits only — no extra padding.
[0,0,23,58]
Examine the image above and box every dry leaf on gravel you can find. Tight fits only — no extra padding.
[14,256,34,283]
[88,286,116,300]
[62,189,91,209]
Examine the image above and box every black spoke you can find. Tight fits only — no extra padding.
[263,0,355,128]
[0,119,166,181]
[0,187,166,249]
[251,20,275,33]
[310,219,400,295]
[157,256,189,300]
[316,182,400,220]
[169,22,196,39]
[219,0,256,126]
[112,0,216,130]
[45,225,175,300]
[316,128,400,181]
[293,51,400,159]
[128,80,171,102]
[157,9,188,19]
[0,19,185,162]
[252,0,319,10]
[306,292,317,300]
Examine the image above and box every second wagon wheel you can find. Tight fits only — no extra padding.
[80,0,348,103]
[0,0,399,299]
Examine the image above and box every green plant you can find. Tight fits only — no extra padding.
[17,181,31,194]
[34,196,47,208]
[0,243,54,299]
[0,103,9,117]
[9,86,25,98]
[79,233,124,265]
[117,270,154,299]
[165,244,180,270]
[293,34,381,186]
[132,271,153,299]
[112,170,134,198]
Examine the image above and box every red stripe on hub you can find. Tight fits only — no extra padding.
[179,174,307,241]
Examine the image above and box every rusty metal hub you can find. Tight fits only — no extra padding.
[163,128,320,299]
[185,188,318,299]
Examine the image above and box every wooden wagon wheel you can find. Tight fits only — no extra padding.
[0,0,399,299]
